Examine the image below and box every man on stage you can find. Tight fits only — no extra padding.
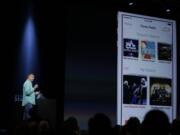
[22,73,40,120]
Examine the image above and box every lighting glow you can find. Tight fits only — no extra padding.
[129,2,133,6]
[166,9,171,12]
[19,16,39,79]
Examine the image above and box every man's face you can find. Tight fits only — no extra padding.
[141,78,145,85]
[28,74,35,81]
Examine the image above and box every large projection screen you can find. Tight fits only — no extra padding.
[117,11,177,125]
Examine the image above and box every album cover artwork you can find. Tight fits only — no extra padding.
[123,75,147,105]
[141,40,155,61]
[150,77,172,106]
[123,38,139,58]
[158,43,172,61]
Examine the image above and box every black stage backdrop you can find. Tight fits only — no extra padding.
[0,0,64,133]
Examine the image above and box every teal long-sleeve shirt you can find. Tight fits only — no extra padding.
[22,80,36,106]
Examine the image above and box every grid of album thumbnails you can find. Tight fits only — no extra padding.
[123,75,172,106]
[123,38,172,62]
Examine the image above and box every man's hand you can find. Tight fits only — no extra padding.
[35,91,40,95]
[34,84,38,90]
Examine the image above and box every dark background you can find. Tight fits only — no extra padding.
[0,0,63,133]
[65,0,180,130]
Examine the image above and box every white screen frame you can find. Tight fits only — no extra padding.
[117,11,177,125]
